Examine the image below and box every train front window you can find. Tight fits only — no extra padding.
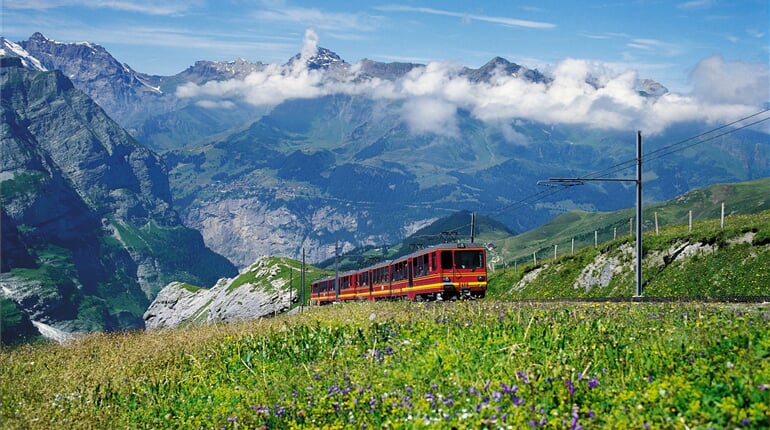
[455,250,484,269]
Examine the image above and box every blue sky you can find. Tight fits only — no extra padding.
[2,0,768,92]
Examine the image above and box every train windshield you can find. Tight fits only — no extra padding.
[441,250,484,269]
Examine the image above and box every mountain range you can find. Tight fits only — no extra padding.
[1,32,768,339]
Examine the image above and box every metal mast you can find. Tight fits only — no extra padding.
[539,131,643,297]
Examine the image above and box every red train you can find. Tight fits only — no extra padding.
[311,243,487,305]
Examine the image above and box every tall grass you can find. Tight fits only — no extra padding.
[3,301,769,428]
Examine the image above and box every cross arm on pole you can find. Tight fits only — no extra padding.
[536,131,643,297]
[541,177,638,184]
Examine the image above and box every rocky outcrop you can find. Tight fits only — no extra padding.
[144,257,299,329]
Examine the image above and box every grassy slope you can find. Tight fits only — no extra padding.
[487,209,770,299]
[496,177,770,266]
[1,301,768,429]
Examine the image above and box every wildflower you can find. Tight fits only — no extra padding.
[588,376,599,389]
[517,371,530,384]
[566,379,576,395]
[759,384,768,391]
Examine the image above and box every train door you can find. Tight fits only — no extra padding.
[408,260,413,288]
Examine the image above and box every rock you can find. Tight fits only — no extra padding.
[144,257,300,329]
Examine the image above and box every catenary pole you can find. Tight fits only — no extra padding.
[635,131,642,297]
[539,130,643,297]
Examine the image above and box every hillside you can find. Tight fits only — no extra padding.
[494,177,770,266]
[488,208,770,299]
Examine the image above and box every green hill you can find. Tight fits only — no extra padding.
[488,207,770,299]
[494,177,770,267]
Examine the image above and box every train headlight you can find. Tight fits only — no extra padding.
[442,277,451,283]
[478,276,485,282]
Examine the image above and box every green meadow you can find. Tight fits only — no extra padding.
[2,301,769,429]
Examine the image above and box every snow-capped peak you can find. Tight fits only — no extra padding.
[0,37,47,71]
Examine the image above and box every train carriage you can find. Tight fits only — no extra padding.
[311,243,487,305]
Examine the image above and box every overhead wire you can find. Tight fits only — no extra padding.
[487,107,770,219]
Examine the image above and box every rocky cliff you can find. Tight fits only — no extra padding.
[144,257,315,330]
[0,61,236,338]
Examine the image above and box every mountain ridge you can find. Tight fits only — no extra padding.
[0,60,237,338]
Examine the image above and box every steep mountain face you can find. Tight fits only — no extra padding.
[19,32,168,125]
[0,37,46,71]
[0,61,236,336]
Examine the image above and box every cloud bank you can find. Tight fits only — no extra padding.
[177,31,769,136]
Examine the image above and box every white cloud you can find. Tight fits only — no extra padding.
[254,1,379,32]
[176,34,769,137]
[689,55,770,106]
[3,0,198,15]
[401,97,459,136]
[678,0,713,10]
[376,5,556,29]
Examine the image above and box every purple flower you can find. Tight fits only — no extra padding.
[491,391,502,402]
[501,382,518,394]
[483,380,491,390]
[588,376,599,389]
[742,418,751,427]
[530,419,537,428]
[566,379,576,395]
[517,371,530,384]
[759,384,768,391]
